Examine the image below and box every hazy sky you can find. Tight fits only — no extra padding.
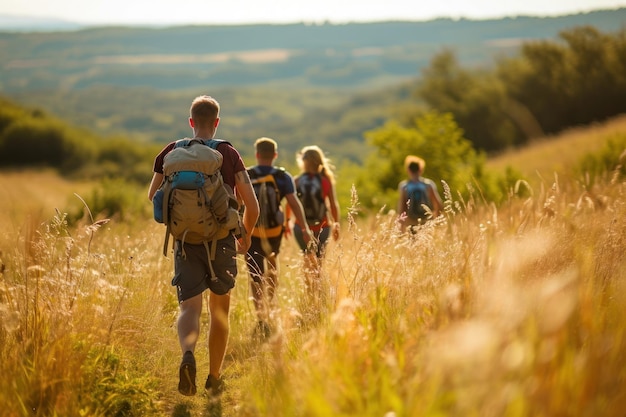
[2,0,626,25]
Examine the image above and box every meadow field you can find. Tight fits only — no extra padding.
[0,121,625,416]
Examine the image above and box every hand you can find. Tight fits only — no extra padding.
[283,224,292,239]
[302,228,314,244]
[306,234,319,254]
[332,222,340,241]
[236,234,251,254]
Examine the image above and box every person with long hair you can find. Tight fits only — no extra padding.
[286,145,340,294]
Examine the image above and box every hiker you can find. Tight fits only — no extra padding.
[245,137,314,339]
[147,95,259,397]
[397,155,443,231]
[286,145,340,292]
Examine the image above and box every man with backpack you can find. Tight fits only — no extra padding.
[148,95,259,397]
[246,137,313,339]
[397,155,443,231]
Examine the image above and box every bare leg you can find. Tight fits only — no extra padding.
[303,252,320,297]
[177,294,202,395]
[178,293,203,353]
[250,253,278,321]
[250,277,264,315]
[265,253,278,309]
[208,291,230,379]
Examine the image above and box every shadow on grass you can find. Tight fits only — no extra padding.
[171,402,193,417]
[203,397,223,417]
[170,397,222,417]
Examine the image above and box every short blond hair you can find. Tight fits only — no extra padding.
[190,95,220,127]
[254,137,277,159]
[404,155,425,173]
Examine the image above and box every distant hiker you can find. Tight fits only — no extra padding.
[246,137,314,339]
[397,155,443,231]
[148,95,259,397]
[286,145,340,293]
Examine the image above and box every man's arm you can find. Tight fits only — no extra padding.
[285,193,313,244]
[148,172,164,201]
[397,183,407,215]
[397,182,409,230]
[235,170,259,253]
[428,182,443,217]
[326,182,341,240]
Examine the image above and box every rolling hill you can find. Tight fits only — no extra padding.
[1,8,625,163]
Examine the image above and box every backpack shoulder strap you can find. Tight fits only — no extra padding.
[406,178,422,188]
[313,173,324,188]
[249,166,285,180]
[272,166,286,177]
[174,138,193,148]
[318,173,329,199]
[204,138,231,150]
[247,165,264,180]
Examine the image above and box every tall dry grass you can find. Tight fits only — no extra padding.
[0,198,172,415]
[228,168,625,417]
[1,139,625,416]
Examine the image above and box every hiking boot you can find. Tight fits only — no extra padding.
[178,351,197,396]
[205,374,224,396]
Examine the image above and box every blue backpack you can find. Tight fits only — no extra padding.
[405,180,432,221]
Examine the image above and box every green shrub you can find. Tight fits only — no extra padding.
[80,347,159,417]
[576,133,626,184]
[70,179,148,224]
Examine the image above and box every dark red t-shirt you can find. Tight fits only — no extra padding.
[152,139,245,189]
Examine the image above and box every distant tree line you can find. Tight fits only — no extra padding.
[6,26,626,172]
[2,26,625,218]
[0,98,158,184]
[414,26,626,153]
[0,97,167,221]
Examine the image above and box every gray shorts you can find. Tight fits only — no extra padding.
[172,235,237,302]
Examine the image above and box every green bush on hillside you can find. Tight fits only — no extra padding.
[70,178,149,224]
[0,117,97,171]
[576,134,626,184]
[0,96,157,187]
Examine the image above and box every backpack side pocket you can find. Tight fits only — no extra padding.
[153,188,165,223]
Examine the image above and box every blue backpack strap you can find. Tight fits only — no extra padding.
[272,166,286,179]
[174,138,192,148]
[204,138,231,150]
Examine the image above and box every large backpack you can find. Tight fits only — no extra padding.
[248,166,285,238]
[296,173,327,226]
[153,138,243,269]
[405,179,432,221]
